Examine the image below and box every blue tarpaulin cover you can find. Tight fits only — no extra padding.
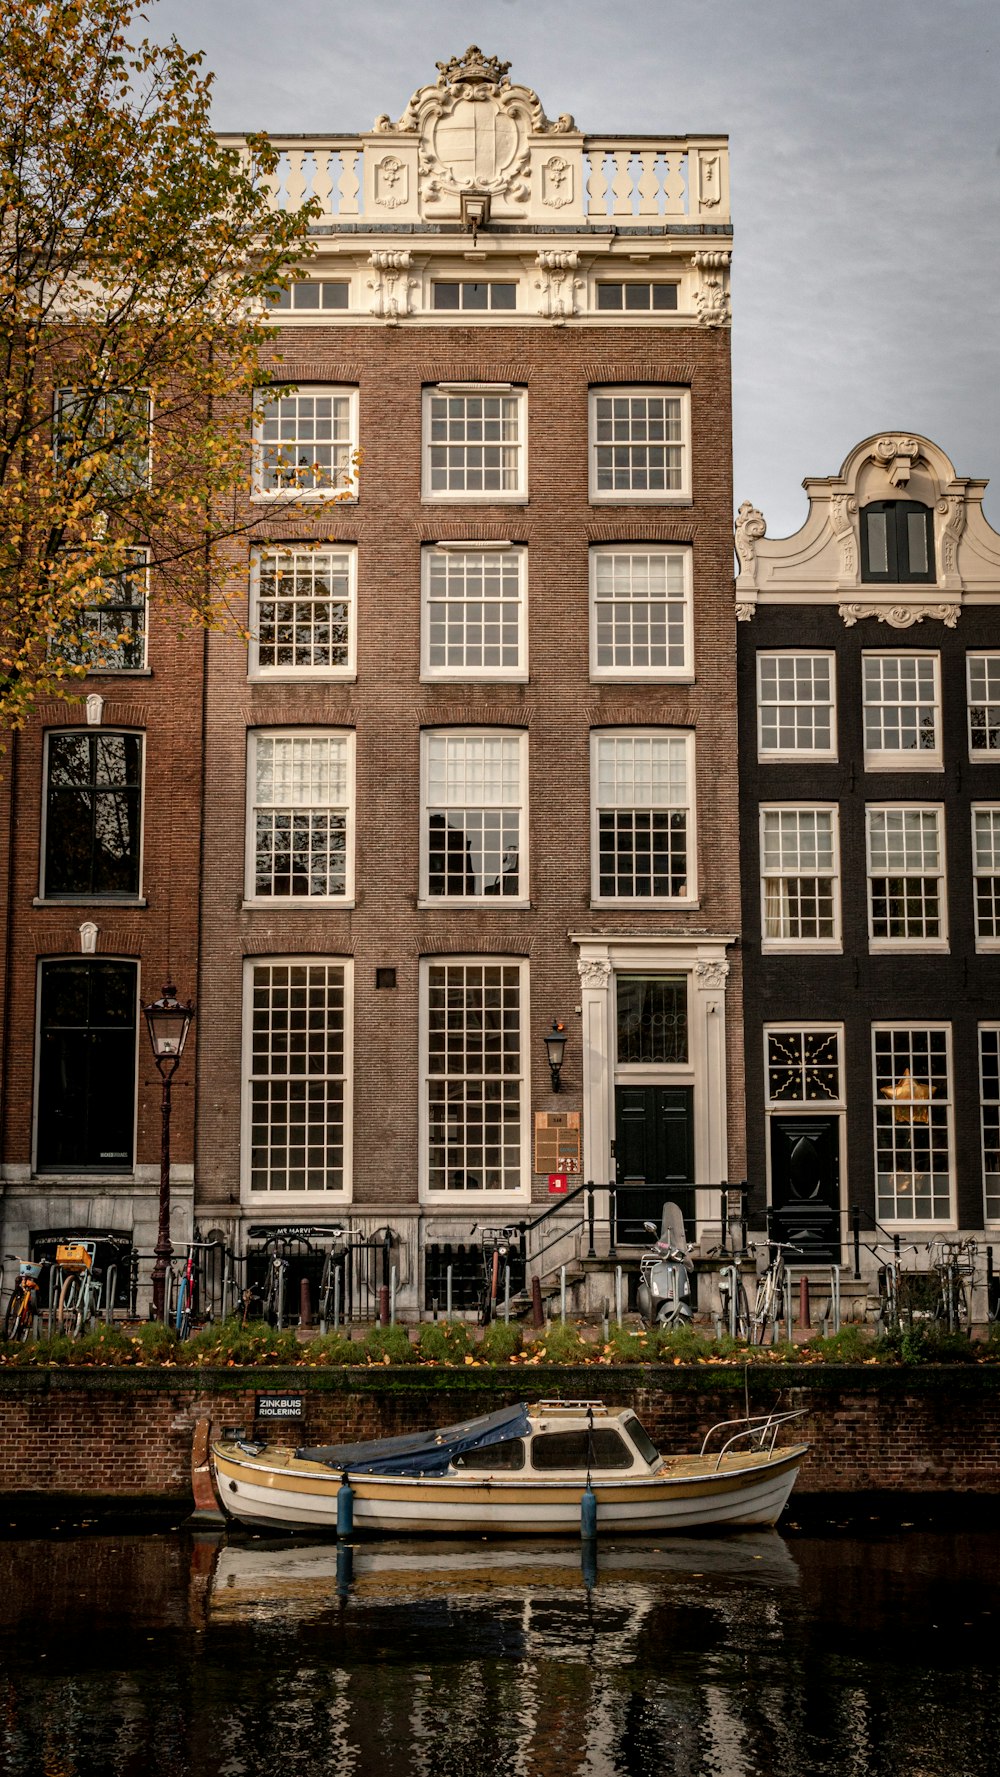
[296,1403,531,1476]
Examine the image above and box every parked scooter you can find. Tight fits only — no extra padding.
[636,1202,694,1328]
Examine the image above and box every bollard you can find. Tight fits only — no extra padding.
[333,1267,341,1334]
[390,1265,397,1326]
[615,1265,623,1327]
[601,1297,609,1344]
[378,1284,390,1327]
[531,1275,544,1329]
[798,1275,811,1332]
[299,1277,312,1329]
[446,1265,453,1319]
[504,1267,511,1324]
[560,1266,567,1323]
[337,1470,354,1537]
[432,1295,439,1323]
[580,1482,597,1540]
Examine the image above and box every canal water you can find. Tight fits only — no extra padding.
[0,1510,997,1776]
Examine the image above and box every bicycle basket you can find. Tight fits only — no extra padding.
[18,1260,44,1280]
[56,1243,93,1272]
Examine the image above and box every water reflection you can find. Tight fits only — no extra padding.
[0,1519,997,1777]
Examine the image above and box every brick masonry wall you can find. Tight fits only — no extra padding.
[1,1366,997,1501]
[197,319,744,1220]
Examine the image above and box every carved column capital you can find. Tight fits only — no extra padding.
[577,957,612,990]
[694,959,730,991]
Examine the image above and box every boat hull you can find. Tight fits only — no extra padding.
[211,1442,806,1535]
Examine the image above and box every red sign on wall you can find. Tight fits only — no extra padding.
[548,1173,568,1195]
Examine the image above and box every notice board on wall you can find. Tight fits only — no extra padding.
[533,1110,581,1177]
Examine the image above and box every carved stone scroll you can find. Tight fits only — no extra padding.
[838,603,961,629]
[534,250,582,322]
[734,501,766,586]
[367,249,415,321]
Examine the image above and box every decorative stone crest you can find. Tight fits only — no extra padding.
[838,603,961,629]
[736,603,756,622]
[79,921,99,955]
[829,494,859,578]
[541,154,573,208]
[367,249,415,321]
[872,436,920,487]
[577,957,612,990]
[694,959,730,991]
[434,47,513,87]
[373,154,407,209]
[85,692,104,726]
[734,501,766,585]
[534,250,582,322]
[693,250,731,329]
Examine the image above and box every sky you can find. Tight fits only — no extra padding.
[149,0,1000,537]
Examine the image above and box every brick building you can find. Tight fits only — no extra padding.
[188,49,743,1310]
[736,433,1000,1267]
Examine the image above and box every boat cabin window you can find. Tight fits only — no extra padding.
[454,1439,525,1471]
[623,1415,660,1466]
[530,1429,634,1470]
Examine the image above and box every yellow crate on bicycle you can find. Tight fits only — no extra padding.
[56,1242,93,1272]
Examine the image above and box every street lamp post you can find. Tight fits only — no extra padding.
[143,984,195,1320]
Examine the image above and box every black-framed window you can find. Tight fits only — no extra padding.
[55,554,148,672]
[44,731,143,898]
[860,501,935,584]
[36,960,137,1171]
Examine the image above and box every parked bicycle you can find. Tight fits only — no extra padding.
[55,1241,104,1338]
[714,1251,752,1340]
[175,1239,222,1340]
[4,1255,47,1342]
[929,1237,977,1333]
[472,1224,520,1326]
[869,1241,922,1333]
[750,1241,802,1344]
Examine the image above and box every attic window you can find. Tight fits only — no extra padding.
[861,501,935,584]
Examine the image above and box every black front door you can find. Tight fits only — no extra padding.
[769,1115,841,1262]
[614,1085,694,1242]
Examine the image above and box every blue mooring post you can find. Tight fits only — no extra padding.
[337,1469,354,1538]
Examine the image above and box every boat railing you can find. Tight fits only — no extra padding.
[698,1408,809,1470]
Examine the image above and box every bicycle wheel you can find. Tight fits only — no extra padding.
[5,1286,31,1343]
[176,1276,192,1340]
[57,1274,83,1339]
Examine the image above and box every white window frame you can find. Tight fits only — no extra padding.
[420,543,527,682]
[54,549,150,676]
[248,546,357,680]
[588,386,691,504]
[759,805,841,952]
[594,280,680,313]
[240,956,353,1204]
[251,384,359,502]
[967,652,1000,757]
[40,728,146,903]
[419,728,529,907]
[972,805,1000,951]
[763,1025,845,1110]
[862,651,942,771]
[756,651,837,761]
[588,545,693,681]
[421,384,527,503]
[244,729,355,907]
[267,278,352,315]
[866,804,948,951]
[590,728,697,907]
[419,954,530,1205]
[872,1023,954,1226]
[979,1024,1000,1224]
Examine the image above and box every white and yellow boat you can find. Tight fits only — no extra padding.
[211,1400,808,1536]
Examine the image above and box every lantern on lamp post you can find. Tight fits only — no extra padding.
[143,985,195,1319]
[543,1020,568,1094]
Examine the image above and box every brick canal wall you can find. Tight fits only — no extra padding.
[1,1366,998,1503]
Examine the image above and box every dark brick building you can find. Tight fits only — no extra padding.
[736,433,1000,1277]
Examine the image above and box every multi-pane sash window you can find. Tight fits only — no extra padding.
[867,807,946,944]
[248,732,353,902]
[979,1028,1000,1221]
[616,975,688,1065]
[589,387,690,502]
[765,1029,842,1105]
[973,808,1000,944]
[589,547,692,679]
[267,281,349,311]
[423,387,526,499]
[596,283,678,311]
[760,808,840,946]
[592,731,693,902]
[57,552,148,672]
[757,654,836,757]
[968,654,1000,754]
[43,731,142,898]
[54,389,151,495]
[423,959,526,1195]
[422,731,526,901]
[244,960,350,1195]
[422,547,526,679]
[873,1027,952,1221]
[253,386,358,498]
[432,283,516,310]
[250,548,355,677]
[863,654,940,766]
